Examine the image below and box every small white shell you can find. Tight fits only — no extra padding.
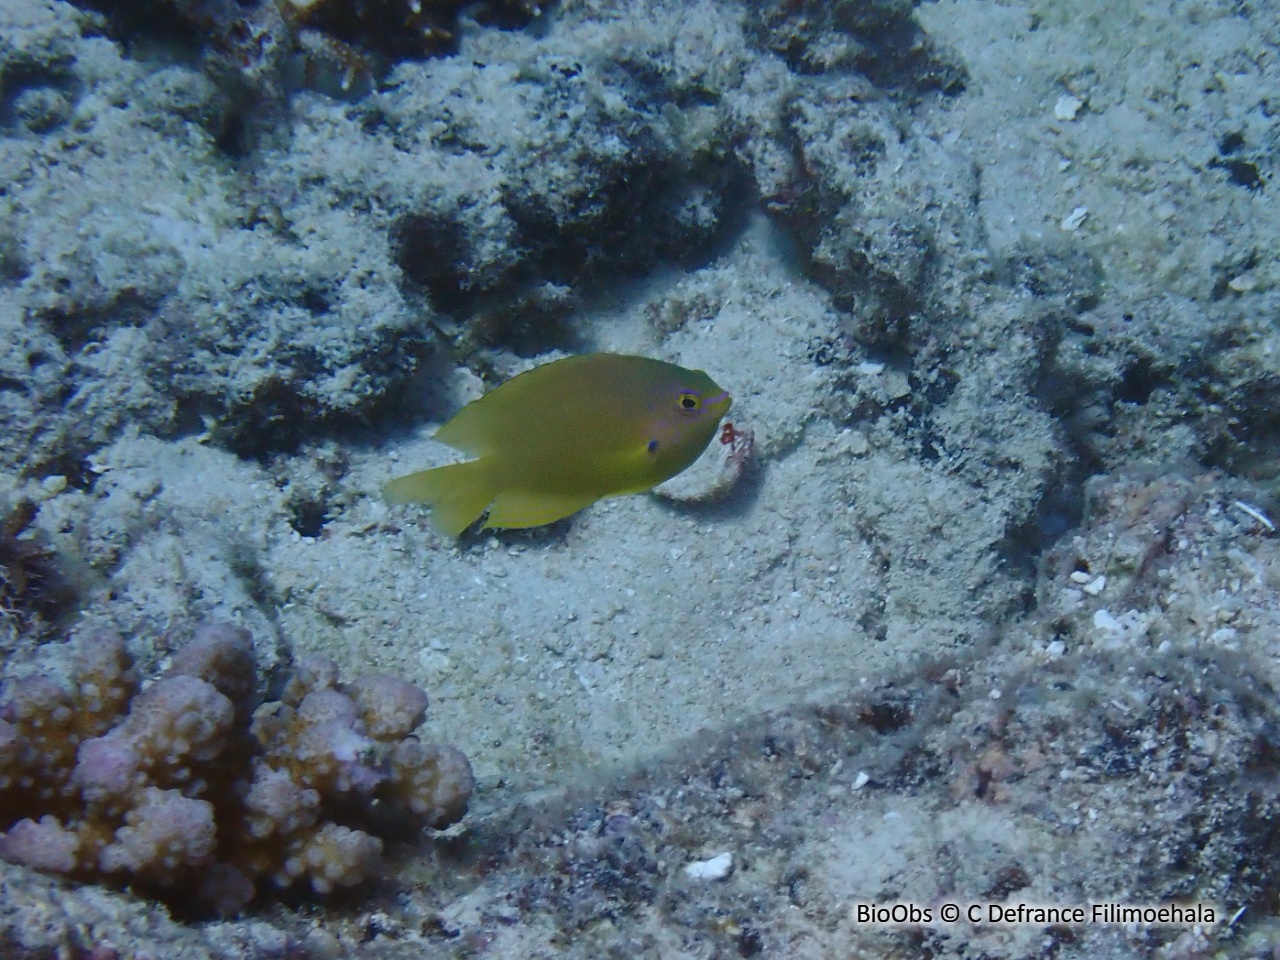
[683,851,733,881]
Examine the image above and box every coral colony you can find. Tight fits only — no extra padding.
[0,623,472,916]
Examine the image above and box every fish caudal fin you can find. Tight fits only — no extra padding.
[384,460,496,537]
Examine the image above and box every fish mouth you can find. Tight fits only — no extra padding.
[706,391,732,416]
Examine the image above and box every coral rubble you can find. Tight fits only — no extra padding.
[0,498,75,640]
[0,622,472,916]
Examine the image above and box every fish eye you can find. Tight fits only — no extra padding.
[678,391,701,411]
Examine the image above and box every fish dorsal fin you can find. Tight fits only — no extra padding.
[432,397,498,455]
[431,359,568,455]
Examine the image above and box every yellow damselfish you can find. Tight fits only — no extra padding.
[385,353,732,536]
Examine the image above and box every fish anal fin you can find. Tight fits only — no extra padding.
[384,459,496,537]
[482,488,602,530]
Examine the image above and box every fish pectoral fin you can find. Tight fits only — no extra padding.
[482,488,603,530]
[384,459,496,537]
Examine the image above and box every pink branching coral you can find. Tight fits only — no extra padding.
[0,623,473,916]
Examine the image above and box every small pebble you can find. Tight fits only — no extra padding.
[1093,609,1120,633]
[1061,206,1089,231]
[841,430,869,456]
[684,852,733,881]
[1054,94,1084,120]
